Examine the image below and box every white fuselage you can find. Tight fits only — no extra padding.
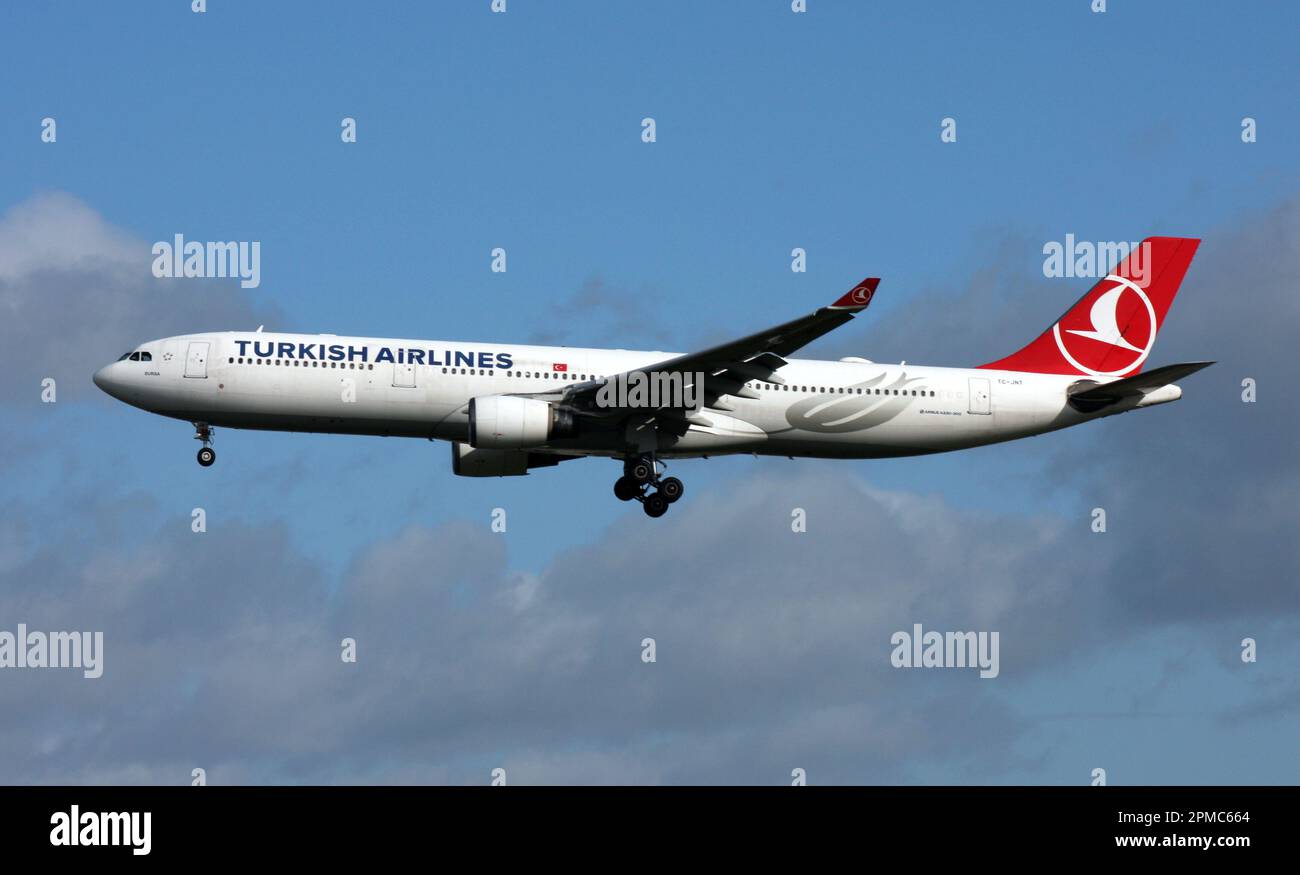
[92,330,1166,461]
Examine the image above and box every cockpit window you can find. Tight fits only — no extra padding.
[118,352,131,361]
[139,352,152,362]
[129,352,141,361]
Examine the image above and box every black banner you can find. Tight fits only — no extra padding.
[1,786,1286,860]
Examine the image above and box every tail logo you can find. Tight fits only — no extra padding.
[850,284,874,305]
[1052,274,1156,377]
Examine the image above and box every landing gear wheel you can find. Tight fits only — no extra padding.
[643,492,669,518]
[627,459,654,484]
[658,476,684,503]
[613,476,640,501]
[193,423,215,466]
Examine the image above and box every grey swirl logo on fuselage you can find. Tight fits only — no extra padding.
[775,371,929,434]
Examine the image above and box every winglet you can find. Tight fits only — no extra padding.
[829,278,880,311]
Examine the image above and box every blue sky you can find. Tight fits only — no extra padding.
[1,1,1297,784]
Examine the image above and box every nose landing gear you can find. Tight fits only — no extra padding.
[615,456,684,518]
[194,423,216,467]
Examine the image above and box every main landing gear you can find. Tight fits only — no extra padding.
[613,455,684,518]
[194,423,216,467]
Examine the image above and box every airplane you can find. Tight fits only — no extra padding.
[93,236,1210,518]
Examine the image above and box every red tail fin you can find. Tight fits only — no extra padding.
[980,236,1200,377]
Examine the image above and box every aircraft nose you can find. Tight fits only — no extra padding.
[93,363,122,399]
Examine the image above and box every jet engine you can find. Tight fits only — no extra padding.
[468,395,578,449]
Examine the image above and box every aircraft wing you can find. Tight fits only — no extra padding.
[559,277,880,421]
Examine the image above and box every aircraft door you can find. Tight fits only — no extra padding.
[967,377,991,415]
[184,342,209,378]
[393,362,416,388]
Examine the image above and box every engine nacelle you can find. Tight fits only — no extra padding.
[450,442,567,477]
[451,443,530,476]
[468,395,577,449]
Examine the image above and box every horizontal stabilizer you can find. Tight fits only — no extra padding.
[1068,360,1214,407]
